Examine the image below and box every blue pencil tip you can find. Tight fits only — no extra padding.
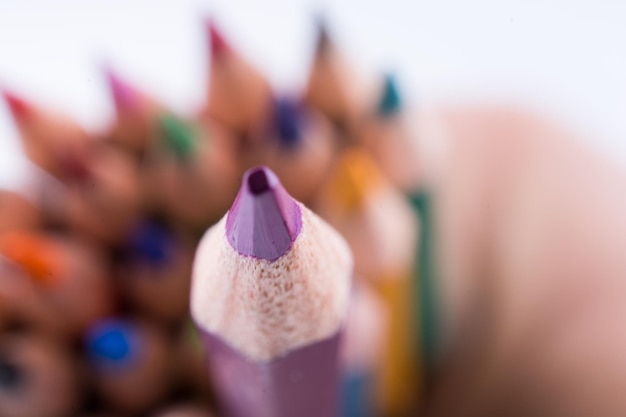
[314,15,331,55]
[0,356,23,391]
[128,221,173,266]
[86,321,137,364]
[273,97,303,147]
[377,73,402,117]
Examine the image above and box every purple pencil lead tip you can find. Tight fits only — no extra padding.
[247,168,273,194]
[226,166,303,261]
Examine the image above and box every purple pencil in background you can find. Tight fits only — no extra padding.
[190,166,352,417]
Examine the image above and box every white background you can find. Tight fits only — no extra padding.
[1,0,625,188]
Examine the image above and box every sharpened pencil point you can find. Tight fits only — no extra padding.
[0,232,62,286]
[273,97,303,147]
[247,168,271,194]
[157,114,197,161]
[1,89,33,121]
[0,356,23,391]
[377,73,402,117]
[104,67,140,112]
[86,321,138,365]
[325,149,383,212]
[226,166,302,261]
[314,16,332,56]
[128,221,173,266]
[207,20,229,59]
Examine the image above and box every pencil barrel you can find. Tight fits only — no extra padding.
[374,273,421,416]
[200,329,342,417]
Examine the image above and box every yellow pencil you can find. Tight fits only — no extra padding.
[316,147,421,416]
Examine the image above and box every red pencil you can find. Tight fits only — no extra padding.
[2,89,143,243]
[2,89,91,179]
[200,20,272,137]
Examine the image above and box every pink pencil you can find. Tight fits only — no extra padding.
[103,67,162,156]
[191,166,352,417]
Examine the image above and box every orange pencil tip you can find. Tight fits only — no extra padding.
[326,148,383,211]
[0,232,63,286]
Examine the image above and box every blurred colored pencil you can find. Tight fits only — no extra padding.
[0,231,111,335]
[86,319,172,414]
[2,89,91,179]
[244,96,337,205]
[341,281,388,417]
[104,67,164,157]
[303,19,374,138]
[201,21,272,137]
[0,333,79,417]
[316,148,421,416]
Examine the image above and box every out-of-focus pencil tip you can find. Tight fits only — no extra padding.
[86,320,137,364]
[377,73,403,117]
[103,67,140,113]
[1,88,33,121]
[313,15,331,56]
[0,353,22,390]
[206,19,229,60]
[273,97,303,146]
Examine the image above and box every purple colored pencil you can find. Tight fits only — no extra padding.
[191,166,353,417]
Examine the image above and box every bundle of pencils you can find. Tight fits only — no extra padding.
[0,17,430,417]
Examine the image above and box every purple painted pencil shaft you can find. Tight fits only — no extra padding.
[200,329,342,417]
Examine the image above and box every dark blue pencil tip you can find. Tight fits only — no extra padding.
[128,221,173,266]
[273,97,303,147]
[0,356,23,391]
[314,15,331,55]
[377,73,402,117]
[86,320,138,365]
